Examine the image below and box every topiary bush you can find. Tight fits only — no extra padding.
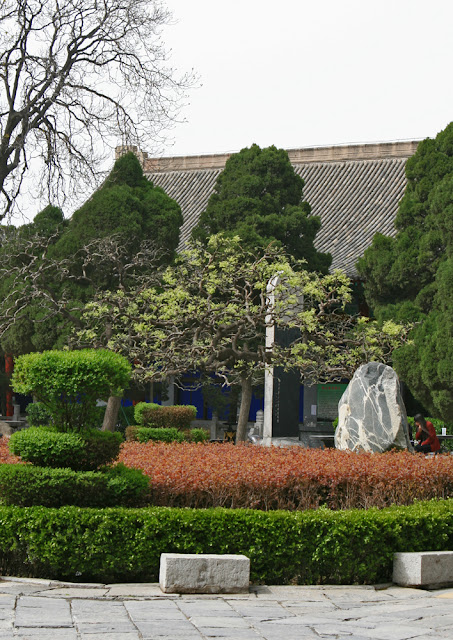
[9,427,122,471]
[79,430,122,470]
[0,463,149,507]
[9,428,86,469]
[136,427,184,444]
[11,349,131,431]
[25,402,52,428]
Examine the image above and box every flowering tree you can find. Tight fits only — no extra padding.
[78,235,410,441]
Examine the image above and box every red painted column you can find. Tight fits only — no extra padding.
[5,354,13,417]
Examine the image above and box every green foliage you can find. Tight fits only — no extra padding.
[11,349,131,431]
[54,153,182,266]
[0,463,149,508]
[0,154,182,358]
[80,235,408,442]
[192,144,331,273]
[79,430,122,470]
[25,402,52,428]
[136,427,185,443]
[141,404,197,429]
[0,500,452,583]
[134,402,159,426]
[357,123,453,419]
[9,427,122,470]
[187,428,210,443]
[9,428,86,469]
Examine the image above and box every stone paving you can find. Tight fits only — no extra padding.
[0,577,452,639]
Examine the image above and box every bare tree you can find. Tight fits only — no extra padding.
[0,0,193,218]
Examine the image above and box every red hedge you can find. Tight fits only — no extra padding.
[119,442,453,510]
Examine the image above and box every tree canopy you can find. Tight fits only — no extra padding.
[357,122,453,419]
[0,152,180,355]
[79,234,408,441]
[53,152,183,267]
[191,144,332,274]
[0,0,193,218]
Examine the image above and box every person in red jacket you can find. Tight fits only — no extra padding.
[414,414,441,454]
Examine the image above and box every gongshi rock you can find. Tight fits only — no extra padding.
[335,362,413,452]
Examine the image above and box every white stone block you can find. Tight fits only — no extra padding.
[393,551,453,587]
[159,553,250,593]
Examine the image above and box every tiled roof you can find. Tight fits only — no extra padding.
[142,141,419,277]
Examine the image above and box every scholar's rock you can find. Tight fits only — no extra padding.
[335,362,412,452]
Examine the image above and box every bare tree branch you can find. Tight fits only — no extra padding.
[0,0,194,218]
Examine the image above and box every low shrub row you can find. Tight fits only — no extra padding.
[0,463,149,507]
[0,500,452,584]
[119,442,453,510]
[134,402,197,429]
[126,426,210,444]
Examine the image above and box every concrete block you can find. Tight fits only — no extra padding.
[393,551,453,587]
[159,553,250,594]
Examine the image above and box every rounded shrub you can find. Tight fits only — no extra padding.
[11,349,131,431]
[9,427,122,471]
[9,428,86,469]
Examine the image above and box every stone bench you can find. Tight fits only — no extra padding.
[159,553,250,593]
[393,551,453,588]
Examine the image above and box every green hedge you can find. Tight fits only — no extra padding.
[136,427,185,443]
[0,464,149,508]
[9,428,122,471]
[0,500,452,584]
[138,404,197,429]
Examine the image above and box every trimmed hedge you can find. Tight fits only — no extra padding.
[136,427,185,444]
[139,404,197,429]
[9,428,122,471]
[0,463,149,508]
[9,429,86,469]
[0,500,452,584]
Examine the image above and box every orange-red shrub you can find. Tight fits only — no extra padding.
[0,437,21,464]
[118,442,453,510]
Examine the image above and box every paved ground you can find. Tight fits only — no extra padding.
[0,578,451,639]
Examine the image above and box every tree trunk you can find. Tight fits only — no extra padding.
[236,376,253,443]
[102,395,121,432]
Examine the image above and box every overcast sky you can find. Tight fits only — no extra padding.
[158,0,453,157]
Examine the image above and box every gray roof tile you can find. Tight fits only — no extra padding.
[144,142,418,277]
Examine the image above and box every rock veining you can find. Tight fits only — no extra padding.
[335,362,412,452]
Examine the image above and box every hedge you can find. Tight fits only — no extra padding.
[136,427,185,444]
[0,463,149,508]
[0,500,452,584]
[119,442,453,510]
[138,404,197,429]
[9,428,122,471]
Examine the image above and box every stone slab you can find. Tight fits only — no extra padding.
[393,551,453,587]
[159,554,250,594]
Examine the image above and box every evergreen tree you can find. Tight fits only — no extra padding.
[54,152,182,266]
[192,144,331,274]
[357,122,453,419]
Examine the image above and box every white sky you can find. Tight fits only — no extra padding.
[158,0,453,157]
[9,0,453,224]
